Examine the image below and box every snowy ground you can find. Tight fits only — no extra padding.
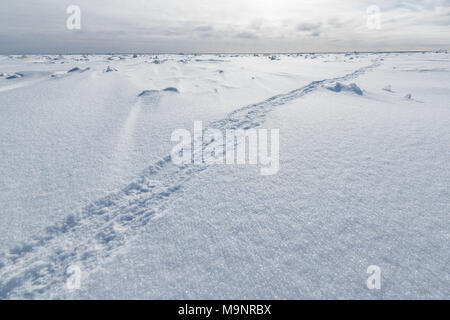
[0,52,448,299]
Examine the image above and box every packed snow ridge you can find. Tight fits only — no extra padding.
[326,82,363,95]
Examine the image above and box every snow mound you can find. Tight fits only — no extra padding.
[68,67,80,73]
[326,82,363,96]
[138,90,159,97]
[162,87,179,93]
[68,67,90,73]
[138,87,179,96]
[383,85,394,93]
[1,73,24,79]
[51,67,90,78]
[105,66,118,72]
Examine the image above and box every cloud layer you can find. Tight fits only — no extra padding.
[0,0,449,53]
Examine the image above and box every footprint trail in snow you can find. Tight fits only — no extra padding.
[0,60,380,299]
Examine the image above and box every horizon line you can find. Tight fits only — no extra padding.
[2,50,447,56]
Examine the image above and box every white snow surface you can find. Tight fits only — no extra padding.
[0,53,448,299]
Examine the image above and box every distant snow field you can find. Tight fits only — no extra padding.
[0,52,448,299]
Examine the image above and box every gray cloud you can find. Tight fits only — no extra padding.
[297,22,323,37]
[297,23,322,32]
[194,25,214,32]
[235,32,259,39]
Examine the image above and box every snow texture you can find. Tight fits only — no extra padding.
[0,52,448,299]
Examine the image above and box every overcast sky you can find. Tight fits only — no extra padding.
[0,0,449,53]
